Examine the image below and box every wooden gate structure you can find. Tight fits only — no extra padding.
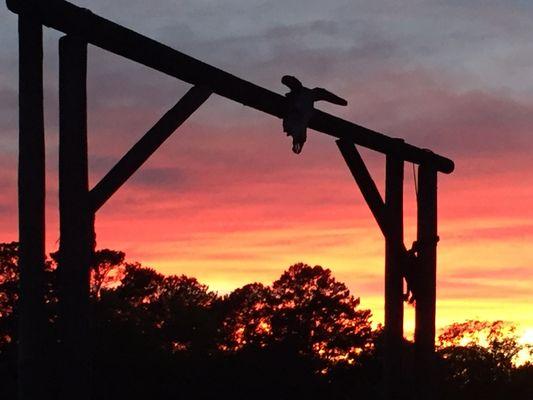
[6,1,454,399]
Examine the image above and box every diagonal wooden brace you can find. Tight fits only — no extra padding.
[336,139,388,237]
[90,85,212,212]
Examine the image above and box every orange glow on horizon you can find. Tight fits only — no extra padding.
[18,134,527,348]
[1,92,531,351]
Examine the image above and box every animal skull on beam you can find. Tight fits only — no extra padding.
[282,75,347,153]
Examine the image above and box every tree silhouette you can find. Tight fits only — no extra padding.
[91,249,126,298]
[150,274,219,353]
[0,242,18,352]
[270,263,372,365]
[436,320,533,399]
[217,263,373,368]
[218,283,274,351]
[1,242,532,399]
[51,248,126,298]
[1,242,56,353]
[0,243,57,400]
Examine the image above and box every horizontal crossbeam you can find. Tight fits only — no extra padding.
[90,85,212,212]
[6,0,454,174]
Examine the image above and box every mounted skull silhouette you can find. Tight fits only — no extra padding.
[282,75,348,153]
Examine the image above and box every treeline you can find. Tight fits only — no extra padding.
[0,242,531,399]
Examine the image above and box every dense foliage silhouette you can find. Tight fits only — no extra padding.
[0,242,531,399]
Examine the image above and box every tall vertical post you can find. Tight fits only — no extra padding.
[17,15,48,400]
[58,35,92,400]
[414,165,438,400]
[384,154,404,400]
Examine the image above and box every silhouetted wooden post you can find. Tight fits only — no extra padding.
[17,15,48,400]
[384,153,404,400]
[58,35,92,400]
[414,165,438,400]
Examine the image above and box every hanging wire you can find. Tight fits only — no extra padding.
[412,162,418,198]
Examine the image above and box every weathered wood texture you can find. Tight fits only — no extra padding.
[17,15,48,400]
[6,0,454,173]
[90,86,212,211]
[414,166,438,400]
[58,35,92,400]
[384,155,405,400]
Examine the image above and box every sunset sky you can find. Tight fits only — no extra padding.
[1,0,532,341]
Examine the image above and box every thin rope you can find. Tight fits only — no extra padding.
[412,163,418,198]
